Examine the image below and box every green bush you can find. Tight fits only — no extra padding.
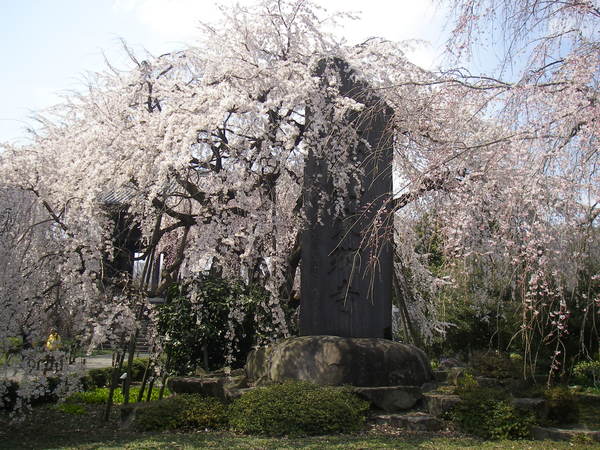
[455,372,478,393]
[131,394,227,431]
[55,403,86,415]
[450,386,533,440]
[67,386,170,405]
[544,386,579,425]
[228,380,370,436]
[81,358,149,390]
[130,358,149,382]
[470,350,520,379]
[156,275,289,375]
[573,359,600,388]
[85,367,113,388]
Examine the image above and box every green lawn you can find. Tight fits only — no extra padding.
[1,404,599,450]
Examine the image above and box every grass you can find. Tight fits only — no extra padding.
[1,404,600,449]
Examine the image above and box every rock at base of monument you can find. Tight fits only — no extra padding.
[372,412,444,431]
[167,374,248,401]
[353,385,422,411]
[246,335,433,387]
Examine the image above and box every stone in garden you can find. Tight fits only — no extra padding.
[167,372,248,401]
[423,393,462,417]
[352,385,422,411]
[531,426,600,443]
[245,335,433,387]
[438,357,464,369]
[372,412,444,431]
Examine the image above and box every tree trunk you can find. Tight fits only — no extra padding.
[136,357,153,402]
[103,345,125,422]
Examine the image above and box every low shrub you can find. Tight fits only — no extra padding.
[55,403,86,415]
[470,350,520,379]
[228,380,370,436]
[455,372,478,393]
[450,386,533,440]
[67,386,169,405]
[130,358,149,382]
[131,394,228,431]
[81,358,149,390]
[85,367,113,388]
[573,359,600,388]
[544,386,579,425]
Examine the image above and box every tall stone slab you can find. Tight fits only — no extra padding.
[300,58,393,338]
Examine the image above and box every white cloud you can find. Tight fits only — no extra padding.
[112,0,232,43]
[113,0,448,59]
[115,0,449,70]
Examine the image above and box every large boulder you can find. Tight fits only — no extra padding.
[246,335,433,387]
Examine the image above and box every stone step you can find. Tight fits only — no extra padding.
[423,393,461,416]
[371,412,444,432]
[531,426,600,442]
[352,385,422,412]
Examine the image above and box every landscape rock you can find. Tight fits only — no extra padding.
[531,426,600,442]
[246,335,433,387]
[447,367,471,386]
[423,393,462,417]
[420,381,439,393]
[167,376,222,396]
[167,373,249,401]
[438,358,463,369]
[245,346,273,382]
[353,386,422,411]
[372,412,444,431]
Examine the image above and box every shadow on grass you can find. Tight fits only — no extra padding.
[1,404,598,449]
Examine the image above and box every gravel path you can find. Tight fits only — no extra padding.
[2,352,150,381]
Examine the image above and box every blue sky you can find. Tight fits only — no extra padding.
[0,0,448,145]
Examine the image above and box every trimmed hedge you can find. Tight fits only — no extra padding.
[228,380,370,436]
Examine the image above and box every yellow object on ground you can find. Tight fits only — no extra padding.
[45,332,61,351]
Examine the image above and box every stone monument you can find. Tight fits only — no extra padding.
[300,57,393,339]
[245,58,432,388]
